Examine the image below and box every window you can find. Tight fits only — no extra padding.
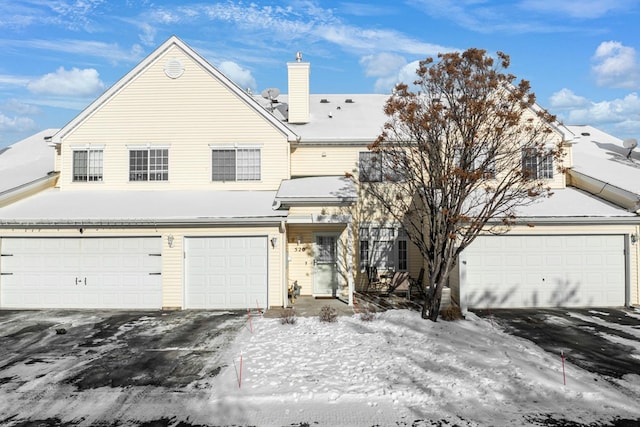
[129,148,168,181]
[212,147,261,181]
[359,151,404,182]
[522,148,553,179]
[359,227,408,271]
[73,149,103,182]
[454,147,496,178]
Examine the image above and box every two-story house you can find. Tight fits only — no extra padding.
[0,36,638,311]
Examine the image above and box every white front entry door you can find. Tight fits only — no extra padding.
[460,234,626,309]
[313,233,339,296]
[0,237,162,309]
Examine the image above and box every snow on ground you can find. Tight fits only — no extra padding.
[209,309,640,426]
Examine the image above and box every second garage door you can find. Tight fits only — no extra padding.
[184,236,268,309]
[460,235,626,309]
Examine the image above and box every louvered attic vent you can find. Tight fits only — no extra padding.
[320,99,329,103]
[345,99,354,103]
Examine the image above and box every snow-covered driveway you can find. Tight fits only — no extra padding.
[474,308,640,378]
[1,307,640,426]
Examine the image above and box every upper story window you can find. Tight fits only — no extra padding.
[72,147,103,182]
[359,151,405,182]
[454,147,496,179]
[211,146,261,181]
[522,148,553,179]
[129,147,169,181]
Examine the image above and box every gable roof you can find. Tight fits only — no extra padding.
[566,124,640,211]
[0,129,59,203]
[50,35,298,144]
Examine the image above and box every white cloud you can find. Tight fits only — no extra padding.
[217,61,257,92]
[549,89,640,139]
[10,39,145,64]
[319,25,453,56]
[360,53,407,78]
[27,67,105,97]
[1,98,41,115]
[592,41,640,89]
[549,88,591,109]
[520,0,636,19]
[358,54,422,94]
[0,112,36,132]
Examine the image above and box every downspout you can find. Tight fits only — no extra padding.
[280,220,288,308]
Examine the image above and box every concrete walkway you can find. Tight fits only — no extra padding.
[263,296,356,318]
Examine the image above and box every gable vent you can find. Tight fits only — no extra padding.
[345,98,354,103]
[320,99,330,103]
[164,59,185,79]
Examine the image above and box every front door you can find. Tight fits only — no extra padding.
[313,233,339,296]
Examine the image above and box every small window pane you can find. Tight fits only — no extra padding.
[73,151,88,182]
[212,149,236,181]
[237,148,261,181]
[149,149,169,181]
[73,149,103,182]
[129,150,148,181]
[359,152,382,182]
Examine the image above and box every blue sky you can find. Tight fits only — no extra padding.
[1,0,640,148]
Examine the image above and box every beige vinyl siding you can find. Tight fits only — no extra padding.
[290,145,365,177]
[0,225,285,309]
[286,226,316,295]
[58,45,289,191]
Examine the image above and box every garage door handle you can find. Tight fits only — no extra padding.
[149,272,162,275]
[0,272,13,275]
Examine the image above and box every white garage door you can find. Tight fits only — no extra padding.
[185,236,268,309]
[0,237,162,309]
[460,235,625,309]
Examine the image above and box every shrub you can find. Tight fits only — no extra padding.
[440,304,464,321]
[319,305,338,323]
[359,304,377,322]
[280,308,297,325]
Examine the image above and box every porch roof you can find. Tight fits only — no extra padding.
[274,176,357,207]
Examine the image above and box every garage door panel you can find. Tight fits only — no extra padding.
[462,235,625,309]
[0,237,162,309]
[185,236,268,310]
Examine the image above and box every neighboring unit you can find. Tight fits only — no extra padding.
[0,36,638,311]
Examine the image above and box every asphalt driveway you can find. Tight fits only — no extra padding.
[0,309,246,426]
[472,307,640,379]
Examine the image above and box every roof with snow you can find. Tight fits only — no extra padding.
[0,129,58,195]
[0,190,287,226]
[567,124,640,198]
[257,94,389,143]
[275,176,357,207]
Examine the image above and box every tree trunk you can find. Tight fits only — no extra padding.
[421,282,443,321]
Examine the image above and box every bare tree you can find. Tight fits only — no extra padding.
[361,48,565,321]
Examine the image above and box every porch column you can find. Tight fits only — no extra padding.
[347,220,354,306]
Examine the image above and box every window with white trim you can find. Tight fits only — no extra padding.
[72,148,103,182]
[359,227,408,271]
[454,147,496,178]
[211,147,261,181]
[522,148,553,179]
[359,151,405,182]
[129,148,169,181]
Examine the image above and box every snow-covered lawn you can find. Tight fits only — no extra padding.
[211,309,640,426]
[1,309,639,426]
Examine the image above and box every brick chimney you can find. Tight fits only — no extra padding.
[287,52,310,124]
